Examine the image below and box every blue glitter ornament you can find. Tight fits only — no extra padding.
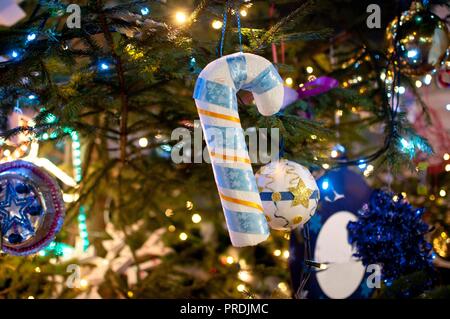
[0,160,65,256]
[347,190,433,285]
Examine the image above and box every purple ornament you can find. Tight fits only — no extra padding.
[297,76,339,99]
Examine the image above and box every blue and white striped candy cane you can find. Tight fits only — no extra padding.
[193,52,284,247]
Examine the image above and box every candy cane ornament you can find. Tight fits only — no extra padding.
[193,52,284,247]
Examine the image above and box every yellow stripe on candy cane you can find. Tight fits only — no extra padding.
[198,108,240,123]
[210,151,251,164]
[219,192,264,212]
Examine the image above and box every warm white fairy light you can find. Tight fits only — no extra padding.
[306,66,314,74]
[192,213,202,224]
[439,189,446,197]
[445,164,450,172]
[238,270,251,282]
[283,250,290,259]
[175,11,188,24]
[277,282,288,292]
[240,9,248,17]
[212,20,223,29]
[179,232,188,241]
[273,249,281,257]
[285,77,293,86]
[237,284,246,292]
[226,256,235,264]
[444,153,450,161]
[138,137,148,148]
[415,80,422,88]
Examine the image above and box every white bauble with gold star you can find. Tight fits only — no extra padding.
[256,159,319,231]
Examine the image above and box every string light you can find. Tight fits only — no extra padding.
[28,296,35,299]
[11,50,19,58]
[175,11,188,24]
[165,209,174,217]
[140,7,150,16]
[27,33,37,42]
[283,250,290,259]
[306,66,314,74]
[322,163,330,169]
[99,62,110,71]
[277,282,288,292]
[415,80,422,88]
[127,291,134,298]
[191,213,202,224]
[79,279,89,289]
[239,9,248,17]
[238,270,251,282]
[212,20,223,29]
[285,77,293,86]
[445,164,450,172]
[430,194,436,201]
[186,201,194,210]
[168,225,176,232]
[310,135,317,140]
[237,284,246,292]
[331,150,338,158]
[424,74,432,85]
[179,232,188,241]
[138,137,148,148]
[78,206,89,251]
[273,249,281,257]
[444,153,450,161]
[35,267,41,273]
[226,256,235,264]
[439,189,446,197]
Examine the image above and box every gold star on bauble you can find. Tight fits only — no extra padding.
[289,178,313,208]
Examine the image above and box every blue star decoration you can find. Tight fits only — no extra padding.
[0,181,41,244]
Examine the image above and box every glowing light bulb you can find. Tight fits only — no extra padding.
[424,74,432,85]
[322,163,330,169]
[179,232,188,241]
[27,33,37,41]
[226,256,234,264]
[240,9,248,17]
[446,104,450,111]
[445,164,450,172]
[237,284,246,292]
[273,249,281,257]
[439,189,446,197]
[127,291,134,298]
[212,20,223,29]
[238,270,251,282]
[444,153,450,161]
[192,213,202,223]
[277,282,288,292]
[138,137,148,148]
[168,225,176,232]
[140,7,150,16]
[415,80,422,88]
[79,279,89,289]
[321,180,329,190]
[331,150,338,158]
[285,77,293,86]
[283,250,290,259]
[175,11,188,24]
[306,66,314,74]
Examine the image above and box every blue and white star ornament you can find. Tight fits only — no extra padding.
[0,160,65,256]
[256,159,319,231]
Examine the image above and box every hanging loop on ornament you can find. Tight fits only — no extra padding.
[218,0,244,57]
